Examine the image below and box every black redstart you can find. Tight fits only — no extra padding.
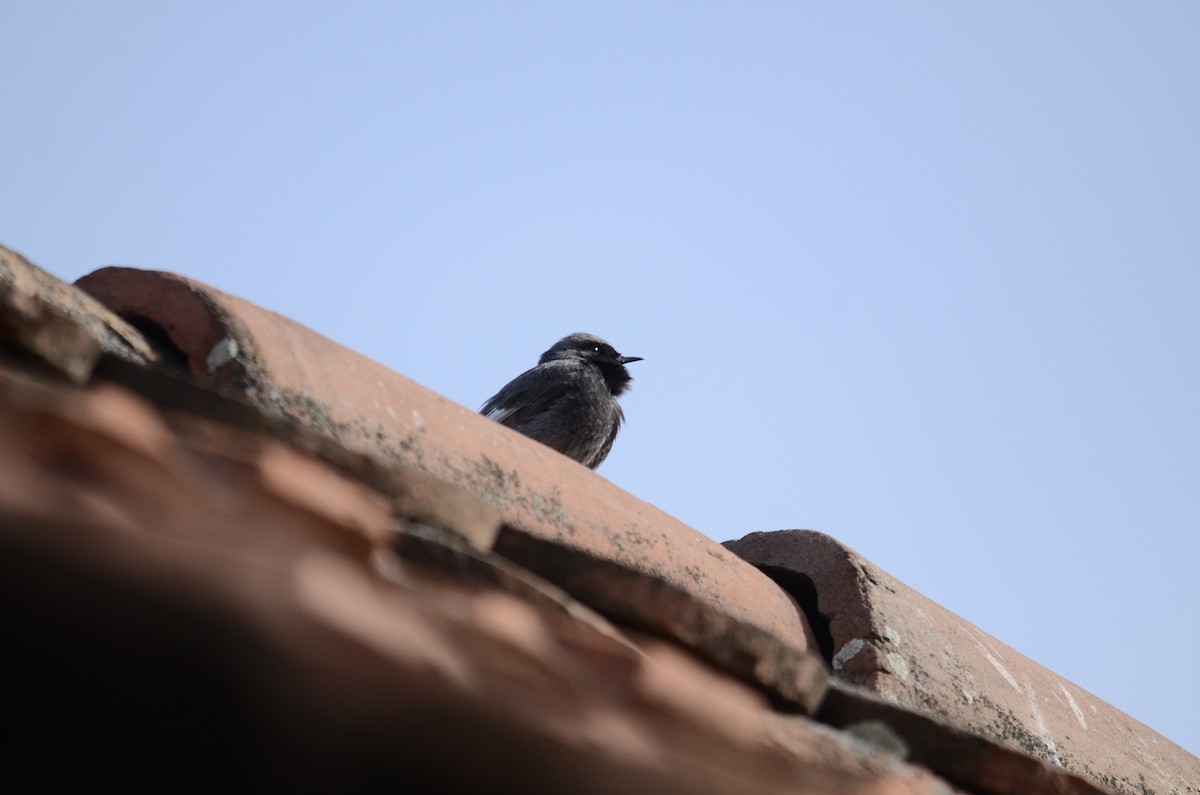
[481,333,642,469]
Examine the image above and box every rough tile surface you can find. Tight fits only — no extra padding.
[76,266,816,656]
[0,245,153,380]
[725,530,1199,795]
[0,363,960,794]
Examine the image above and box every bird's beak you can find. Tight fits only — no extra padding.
[618,355,643,364]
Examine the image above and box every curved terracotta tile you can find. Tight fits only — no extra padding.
[76,267,815,657]
[1,245,153,381]
[725,530,1199,795]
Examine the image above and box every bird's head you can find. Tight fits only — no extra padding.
[540,332,643,395]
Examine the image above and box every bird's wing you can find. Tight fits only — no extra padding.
[480,363,573,431]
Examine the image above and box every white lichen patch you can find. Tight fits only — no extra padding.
[885,652,910,680]
[832,638,865,671]
[1059,683,1087,730]
[205,337,239,373]
[973,639,1022,694]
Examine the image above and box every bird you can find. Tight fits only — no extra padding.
[481,333,642,469]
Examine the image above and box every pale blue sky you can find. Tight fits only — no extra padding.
[4,2,1198,754]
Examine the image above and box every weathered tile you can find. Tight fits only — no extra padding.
[820,679,1112,795]
[0,245,153,381]
[77,266,815,657]
[725,530,1198,795]
[495,525,828,714]
[0,367,955,794]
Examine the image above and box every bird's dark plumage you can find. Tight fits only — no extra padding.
[481,333,642,469]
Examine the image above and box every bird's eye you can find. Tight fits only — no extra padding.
[593,346,600,353]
